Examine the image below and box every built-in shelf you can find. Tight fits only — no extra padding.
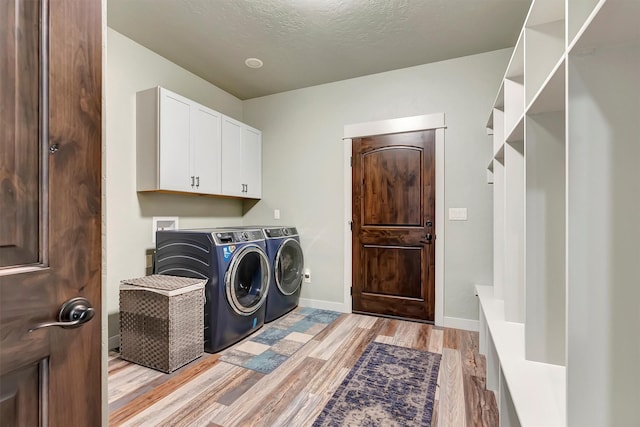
[505,31,525,79]
[476,285,566,427]
[505,114,524,143]
[569,0,640,53]
[486,84,505,128]
[494,144,505,163]
[526,0,565,26]
[524,19,565,106]
[567,0,600,47]
[525,109,566,366]
[483,0,639,424]
[526,57,565,115]
[493,109,505,158]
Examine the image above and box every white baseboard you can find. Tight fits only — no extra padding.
[443,316,479,332]
[108,334,120,350]
[299,298,351,313]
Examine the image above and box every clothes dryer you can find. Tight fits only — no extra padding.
[155,228,270,353]
[261,226,304,322]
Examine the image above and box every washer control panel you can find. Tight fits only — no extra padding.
[212,229,264,244]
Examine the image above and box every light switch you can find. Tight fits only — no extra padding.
[448,208,468,221]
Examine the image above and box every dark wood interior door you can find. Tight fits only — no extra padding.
[0,0,102,425]
[352,130,435,322]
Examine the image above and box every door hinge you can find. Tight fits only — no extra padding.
[350,156,352,167]
[349,221,353,231]
[350,287,352,295]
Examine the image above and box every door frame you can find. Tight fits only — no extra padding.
[342,113,445,326]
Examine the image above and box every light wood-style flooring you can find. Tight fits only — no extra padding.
[108,313,498,426]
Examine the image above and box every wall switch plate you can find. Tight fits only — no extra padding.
[448,208,468,221]
[152,216,179,243]
[303,268,311,283]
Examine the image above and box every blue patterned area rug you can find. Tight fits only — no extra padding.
[219,307,342,374]
[313,342,441,427]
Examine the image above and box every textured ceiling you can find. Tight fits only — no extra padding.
[108,0,531,100]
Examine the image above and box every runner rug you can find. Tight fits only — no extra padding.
[313,341,441,427]
[219,307,342,374]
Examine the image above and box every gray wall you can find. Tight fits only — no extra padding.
[106,28,246,344]
[106,26,510,342]
[242,48,511,320]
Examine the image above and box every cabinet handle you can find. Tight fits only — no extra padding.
[196,176,200,188]
[245,184,248,193]
[191,176,195,187]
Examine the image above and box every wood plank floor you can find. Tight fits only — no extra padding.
[108,313,498,426]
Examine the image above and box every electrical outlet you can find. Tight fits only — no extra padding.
[303,268,311,283]
[274,209,280,220]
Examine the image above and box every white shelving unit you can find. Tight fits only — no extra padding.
[480,1,639,425]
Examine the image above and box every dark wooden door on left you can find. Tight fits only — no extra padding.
[352,130,436,322]
[0,0,102,425]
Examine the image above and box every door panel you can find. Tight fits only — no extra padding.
[0,0,102,425]
[0,363,41,426]
[363,147,422,226]
[0,0,41,268]
[352,130,435,322]
[362,245,423,299]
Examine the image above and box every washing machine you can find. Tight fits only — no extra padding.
[154,228,270,353]
[261,226,305,322]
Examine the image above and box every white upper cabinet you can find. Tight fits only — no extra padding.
[221,115,262,199]
[242,125,262,199]
[157,90,192,192]
[137,87,260,199]
[191,104,222,194]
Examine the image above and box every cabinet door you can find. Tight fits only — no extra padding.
[192,104,221,194]
[159,90,191,191]
[221,115,244,196]
[242,126,262,198]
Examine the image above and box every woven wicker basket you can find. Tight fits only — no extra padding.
[119,275,206,373]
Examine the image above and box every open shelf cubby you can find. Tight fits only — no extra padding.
[480,0,639,425]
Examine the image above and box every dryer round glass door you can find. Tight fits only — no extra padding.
[275,238,304,295]
[225,244,270,315]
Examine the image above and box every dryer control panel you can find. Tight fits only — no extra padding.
[264,227,298,239]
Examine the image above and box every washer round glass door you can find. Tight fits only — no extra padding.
[275,238,304,295]
[225,244,270,315]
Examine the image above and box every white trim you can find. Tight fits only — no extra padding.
[434,127,445,326]
[108,334,120,350]
[444,316,479,332]
[343,138,353,315]
[298,298,350,313]
[343,113,446,326]
[343,112,446,139]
